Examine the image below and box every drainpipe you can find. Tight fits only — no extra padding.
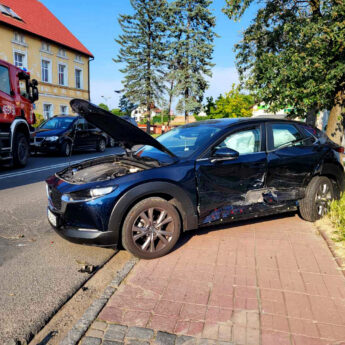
[88,56,94,101]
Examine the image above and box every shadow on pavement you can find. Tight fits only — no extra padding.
[173,211,298,252]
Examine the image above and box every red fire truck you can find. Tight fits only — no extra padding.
[0,59,38,167]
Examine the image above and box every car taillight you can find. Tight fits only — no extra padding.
[336,146,344,153]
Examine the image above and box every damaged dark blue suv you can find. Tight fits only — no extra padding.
[46,99,345,259]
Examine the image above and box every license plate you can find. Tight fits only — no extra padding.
[47,209,57,227]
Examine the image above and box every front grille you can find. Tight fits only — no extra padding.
[31,137,45,143]
[50,187,62,210]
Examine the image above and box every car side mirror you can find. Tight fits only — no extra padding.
[211,147,239,163]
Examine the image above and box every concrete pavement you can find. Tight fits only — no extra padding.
[0,182,114,344]
[80,214,345,345]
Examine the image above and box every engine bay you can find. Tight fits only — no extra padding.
[57,156,151,184]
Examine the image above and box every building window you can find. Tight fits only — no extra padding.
[58,48,67,57]
[58,64,67,86]
[0,4,22,21]
[0,65,11,95]
[75,68,82,89]
[41,59,51,83]
[60,105,68,115]
[43,104,53,119]
[41,42,51,53]
[75,54,82,62]
[14,51,26,68]
[13,32,25,44]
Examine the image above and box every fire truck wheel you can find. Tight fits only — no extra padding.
[13,132,29,168]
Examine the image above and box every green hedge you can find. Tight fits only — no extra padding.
[33,113,45,127]
[328,193,345,239]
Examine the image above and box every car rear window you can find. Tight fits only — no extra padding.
[271,124,303,149]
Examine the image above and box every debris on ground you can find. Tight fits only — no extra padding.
[78,264,96,274]
[0,234,25,240]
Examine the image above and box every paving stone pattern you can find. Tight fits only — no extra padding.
[81,323,233,345]
[82,215,345,345]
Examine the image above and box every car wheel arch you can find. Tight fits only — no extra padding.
[63,137,73,145]
[314,161,344,199]
[107,181,198,247]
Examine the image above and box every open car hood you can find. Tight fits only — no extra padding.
[70,99,176,158]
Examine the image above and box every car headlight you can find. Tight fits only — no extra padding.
[62,186,116,202]
[45,136,59,142]
[45,183,50,198]
[90,187,115,197]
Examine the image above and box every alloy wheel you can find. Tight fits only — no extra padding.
[65,143,71,156]
[315,182,332,216]
[132,207,174,253]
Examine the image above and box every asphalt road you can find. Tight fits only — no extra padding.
[0,148,122,344]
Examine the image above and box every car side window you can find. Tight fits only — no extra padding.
[87,122,96,130]
[0,65,11,95]
[75,119,86,130]
[217,127,261,155]
[271,124,303,149]
[298,124,318,145]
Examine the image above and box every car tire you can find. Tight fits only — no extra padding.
[299,176,334,222]
[12,132,29,168]
[61,141,71,157]
[108,137,115,148]
[97,138,106,152]
[122,197,181,259]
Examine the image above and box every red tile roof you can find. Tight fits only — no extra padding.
[0,0,93,57]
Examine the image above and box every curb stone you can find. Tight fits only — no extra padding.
[82,325,235,345]
[60,258,139,345]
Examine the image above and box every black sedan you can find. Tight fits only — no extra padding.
[31,115,108,156]
[46,100,345,259]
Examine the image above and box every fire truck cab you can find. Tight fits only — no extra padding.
[0,59,38,167]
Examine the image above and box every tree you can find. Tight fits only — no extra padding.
[118,95,136,116]
[209,84,254,118]
[98,103,109,111]
[115,0,168,117]
[167,0,217,121]
[205,96,216,116]
[223,0,345,144]
[111,109,124,117]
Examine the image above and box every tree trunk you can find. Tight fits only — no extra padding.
[326,91,345,145]
[168,80,174,126]
[305,107,317,126]
[185,88,189,124]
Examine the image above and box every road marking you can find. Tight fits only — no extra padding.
[0,156,102,180]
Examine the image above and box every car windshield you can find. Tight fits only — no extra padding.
[40,118,74,130]
[135,124,222,161]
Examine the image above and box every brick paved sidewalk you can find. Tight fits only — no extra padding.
[80,214,345,345]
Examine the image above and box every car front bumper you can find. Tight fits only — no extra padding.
[47,207,116,247]
[30,138,61,152]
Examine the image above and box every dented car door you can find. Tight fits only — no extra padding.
[265,123,321,202]
[196,124,267,225]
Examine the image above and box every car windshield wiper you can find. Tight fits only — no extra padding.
[275,137,309,150]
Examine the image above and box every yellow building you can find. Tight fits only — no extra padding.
[0,0,93,119]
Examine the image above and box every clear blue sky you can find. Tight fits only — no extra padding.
[41,0,257,111]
